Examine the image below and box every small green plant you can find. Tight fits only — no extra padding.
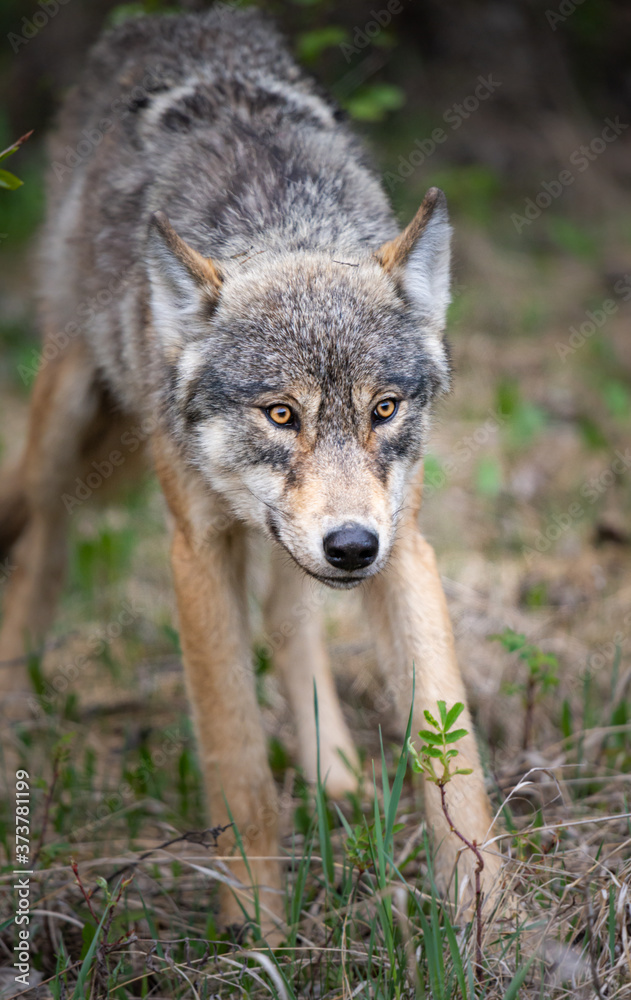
[407,701,473,785]
[0,131,32,190]
[71,863,134,997]
[492,628,559,750]
[408,701,486,984]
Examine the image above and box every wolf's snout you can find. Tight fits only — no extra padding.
[323,523,379,572]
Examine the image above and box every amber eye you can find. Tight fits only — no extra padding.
[267,404,294,426]
[373,398,398,423]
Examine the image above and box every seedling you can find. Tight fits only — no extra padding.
[408,700,486,983]
[0,130,32,190]
[492,628,558,750]
[71,862,135,997]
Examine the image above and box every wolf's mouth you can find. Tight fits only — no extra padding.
[284,546,373,589]
[306,569,369,590]
[267,518,375,589]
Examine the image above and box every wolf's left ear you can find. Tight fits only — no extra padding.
[146,212,223,351]
[375,187,451,330]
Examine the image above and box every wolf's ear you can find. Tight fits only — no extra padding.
[146,212,223,351]
[375,187,451,330]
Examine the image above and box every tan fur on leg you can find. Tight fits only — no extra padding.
[154,436,283,939]
[364,463,501,909]
[264,546,359,798]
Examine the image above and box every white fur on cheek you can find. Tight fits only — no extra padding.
[195,422,283,530]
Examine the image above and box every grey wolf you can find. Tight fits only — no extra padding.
[0,7,499,937]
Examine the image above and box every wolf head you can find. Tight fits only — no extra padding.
[146,189,451,588]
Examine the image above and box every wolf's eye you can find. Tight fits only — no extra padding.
[372,398,398,424]
[267,404,295,426]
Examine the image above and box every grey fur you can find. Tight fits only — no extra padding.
[40,5,452,585]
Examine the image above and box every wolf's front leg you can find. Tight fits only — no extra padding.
[364,502,500,907]
[264,546,359,798]
[155,445,282,938]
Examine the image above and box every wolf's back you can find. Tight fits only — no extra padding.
[39,8,395,406]
[48,8,305,198]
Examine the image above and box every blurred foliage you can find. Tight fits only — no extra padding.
[296,25,348,64]
[496,380,548,449]
[343,82,406,122]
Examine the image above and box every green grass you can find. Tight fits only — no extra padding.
[1,612,631,997]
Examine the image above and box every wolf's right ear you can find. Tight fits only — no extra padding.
[146,212,223,352]
[375,187,451,332]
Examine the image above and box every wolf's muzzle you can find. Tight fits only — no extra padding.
[323,523,379,572]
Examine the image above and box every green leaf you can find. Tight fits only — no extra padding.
[490,628,527,653]
[423,709,439,728]
[437,700,447,727]
[418,730,442,744]
[385,696,413,850]
[444,915,468,999]
[443,728,468,744]
[503,958,535,1000]
[0,131,32,163]
[444,702,465,729]
[73,888,115,998]
[0,168,23,190]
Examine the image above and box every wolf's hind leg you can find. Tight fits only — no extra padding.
[264,547,359,798]
[0,338,137,710]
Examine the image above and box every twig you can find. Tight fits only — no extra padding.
[438,781,485,983]
[31,748,63,868]
[584,883,605,1000]
[523,674,536,751]
[0,130,33,160]
[71,859,100,923]
[99,824,233,892]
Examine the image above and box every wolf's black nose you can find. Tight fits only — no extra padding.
[323,523,379,572]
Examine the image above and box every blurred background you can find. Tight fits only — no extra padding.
[1,0,631,907]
